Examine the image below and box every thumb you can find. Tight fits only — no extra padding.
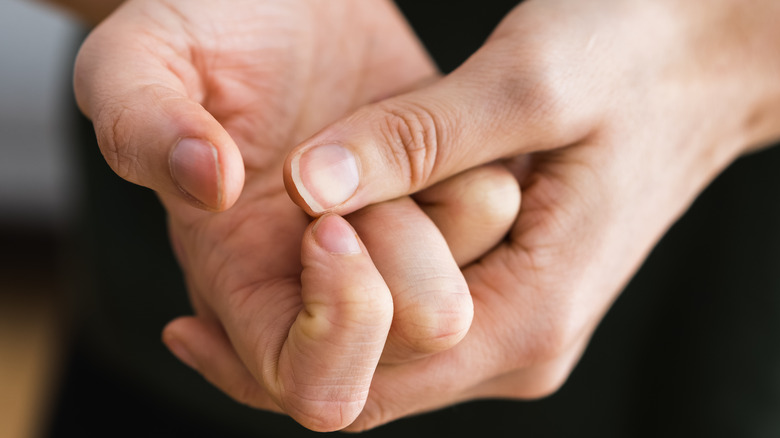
[74,24,244,211]
[283,42,585,216]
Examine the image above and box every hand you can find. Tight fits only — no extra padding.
[73,0,520,431]
[281,0,780,429]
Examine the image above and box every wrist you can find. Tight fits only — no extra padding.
[688,0,780,156]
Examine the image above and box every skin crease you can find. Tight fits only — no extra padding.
[278,0,780,431]
[71,0,520,432]
[64,0,780,432]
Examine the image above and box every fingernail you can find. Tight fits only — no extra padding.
[170,138,221,209]
[167,339,199,371]
[313,215,361,255]
[291,144,359,213]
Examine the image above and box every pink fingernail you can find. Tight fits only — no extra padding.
[313,215,361,255]
[170,138,221,209]
[291,144,359,213]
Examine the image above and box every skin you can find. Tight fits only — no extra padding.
[276,0,780,430]
[65,0,780,432]
[71,0,518,431]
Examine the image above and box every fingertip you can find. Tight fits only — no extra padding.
[311,214,362,255]
[169,138,221,208]
[416,164,521,267]
[168,137,244,211]
[162,317,200,371]
[276,214,393,431]
[161,316,189,344]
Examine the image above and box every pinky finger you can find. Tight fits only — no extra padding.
[162,316,281,413]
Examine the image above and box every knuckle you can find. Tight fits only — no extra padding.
[283,392,363,432]
[520,324,571,366]
[498,296,574,368]
[459,166,521,227]
[395,280,473,353]
[478,39,580,144]
[377,101,446,193]
[495,67,565,133]
[522,361,575,400]
[530,372,569,399]
[320,283,394,334]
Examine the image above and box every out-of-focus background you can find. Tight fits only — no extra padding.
[0,2,83,438]
[0,0,80,227]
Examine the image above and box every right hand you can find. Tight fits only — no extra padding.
[73,0,520,430]
[278,0,780,429]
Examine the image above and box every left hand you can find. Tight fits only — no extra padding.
[74,0,519,431]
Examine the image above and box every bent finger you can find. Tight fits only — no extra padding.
[265,215,393,432]
[162,316,279,412]
[349,198,472,363]
[415,163,521,267]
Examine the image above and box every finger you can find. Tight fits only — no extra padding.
[349,197,471,364]
[167,222,217,320]
[161,316,280,412]
[74,13,244,211]
[415,163,521,267]
[277,214,394,431]
[216,214,393,432]
[283,37,590,217]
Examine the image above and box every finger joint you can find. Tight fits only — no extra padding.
[379,102,443,193]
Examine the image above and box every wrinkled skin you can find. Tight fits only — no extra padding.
[74,0,519,431]
[74,0,780,432]
[278,0,780,430]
